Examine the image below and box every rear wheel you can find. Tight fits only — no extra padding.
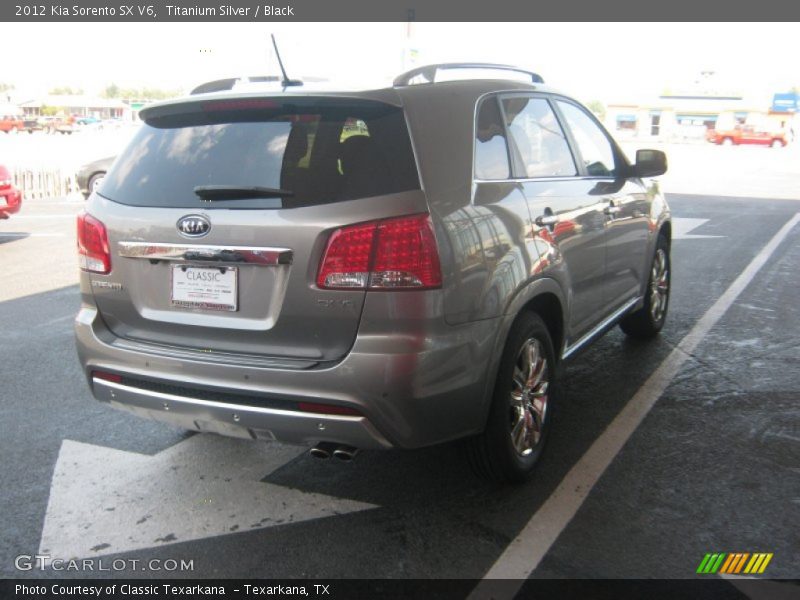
[721,137,734,146]
[468,312,557,483]
[620,235,670,339]
[87,173,105,197]
[771,139,784,148]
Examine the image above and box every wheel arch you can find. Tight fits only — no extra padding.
[477,278,567,429]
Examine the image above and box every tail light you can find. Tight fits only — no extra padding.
[317,213,442,290]
[77,211,111,274]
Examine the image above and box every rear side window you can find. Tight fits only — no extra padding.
[100,99,420,209]
[474,97,511,180]
[501,97,576,177]
[556,101,617,177]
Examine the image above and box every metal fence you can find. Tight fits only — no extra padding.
[11,167,80,201]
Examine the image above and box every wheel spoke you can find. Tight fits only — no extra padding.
[529,356,547,390]
[511,414,528,453]
[512,366,527,393]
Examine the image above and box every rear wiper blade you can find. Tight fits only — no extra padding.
[193,185,294,200]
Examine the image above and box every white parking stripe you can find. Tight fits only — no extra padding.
[8,214,78,219]
[0,232,65,237]
[470,212,800,594]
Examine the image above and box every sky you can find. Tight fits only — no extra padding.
[2,22,798,105]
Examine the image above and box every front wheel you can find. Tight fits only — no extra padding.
[620,235,670,339]
[771,139,784,148]
[467,312,557,483]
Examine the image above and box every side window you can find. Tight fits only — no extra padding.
[501,97,576,177]
[557,101,617,177]
[475,97,511,180]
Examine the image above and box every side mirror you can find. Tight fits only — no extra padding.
[631,149,667,178]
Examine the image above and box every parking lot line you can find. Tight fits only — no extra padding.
[0,232,65,237]
[469,212,800,595]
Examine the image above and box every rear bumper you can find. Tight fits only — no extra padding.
[92,376,392,449]
[75,296,500,450]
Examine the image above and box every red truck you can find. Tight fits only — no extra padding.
[707,124,787,148]
[0,164,22,218]
[0,115,24,133]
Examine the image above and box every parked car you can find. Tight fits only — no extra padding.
[0,164,22,218]
[75,63,671,482]
[21,118,42,134]
[707,124,787,148]
[0,115,24,133]
[39,116,75,135]
[76,156,115,199]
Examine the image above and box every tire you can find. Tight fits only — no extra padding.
[87,173,105,196]
[620,235,670,339]
[771,139,783,148]
[468,312,557,483]
[721,137,734,146]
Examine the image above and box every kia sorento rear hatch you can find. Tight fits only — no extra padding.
[86,94,427,364]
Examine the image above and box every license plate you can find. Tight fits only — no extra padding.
[171,265,238,312]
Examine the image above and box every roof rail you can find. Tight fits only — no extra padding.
[393,63,544,87]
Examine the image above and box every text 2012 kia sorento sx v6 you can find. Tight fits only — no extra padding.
[75,64,670,482]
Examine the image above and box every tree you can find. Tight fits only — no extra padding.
[102,84,179,101]
[49,86,83,95]
[0,82,14,93]
[586,100,606,121]
[103,83,121,98]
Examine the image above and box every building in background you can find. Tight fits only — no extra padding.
[18,95,128,120]
[603,71,793,142]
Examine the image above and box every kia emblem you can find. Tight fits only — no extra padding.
[177,214,211,238]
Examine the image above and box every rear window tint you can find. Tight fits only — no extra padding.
[474,97,511,180]
[100,99,420,209]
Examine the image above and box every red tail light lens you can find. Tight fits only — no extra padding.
[92,370,123,383]
[317,214,442,290]
[316,221,376,289]
[77,211,111,274]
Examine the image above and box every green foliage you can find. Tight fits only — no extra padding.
[585,100,606,120]
[102,83,180,101]
[0,82,14,93]
[49,86,84,95]
[40,105,59,116]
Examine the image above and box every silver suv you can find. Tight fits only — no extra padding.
[75,64,670,482]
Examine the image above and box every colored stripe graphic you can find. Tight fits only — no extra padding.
[733,553,749,573]
[758,553,773,574]
[720,553,736,573]
[697,554,712,574]
[698,553,727,574]
[704,552,775,575]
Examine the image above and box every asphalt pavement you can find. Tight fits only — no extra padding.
[0,192,798,586]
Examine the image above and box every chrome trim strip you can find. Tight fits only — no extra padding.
[562,296,641,360]
[117,242,293,266]
[110,337,320,370]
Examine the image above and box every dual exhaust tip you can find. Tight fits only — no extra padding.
[310,442,360,462]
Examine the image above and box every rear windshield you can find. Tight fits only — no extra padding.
[100,98,420,209]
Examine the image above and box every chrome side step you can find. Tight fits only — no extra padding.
[562,296,641,360]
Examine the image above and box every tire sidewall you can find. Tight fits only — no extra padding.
[647,236,671,331]
[484,312,557,482]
